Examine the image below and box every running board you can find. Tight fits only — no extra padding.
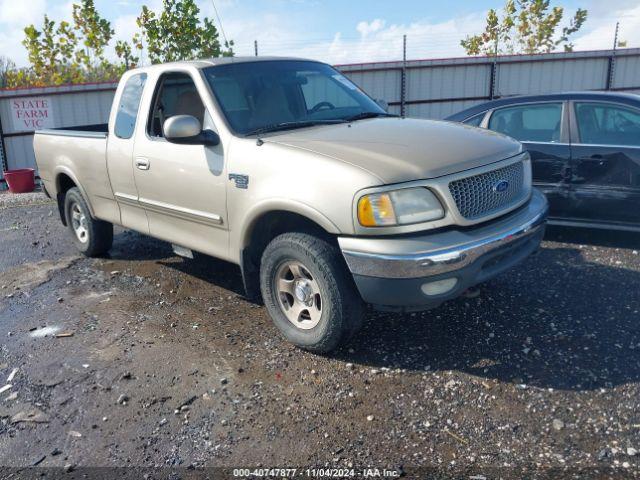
[172,244,194,259]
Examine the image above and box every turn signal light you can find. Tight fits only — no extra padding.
[358,193,396,227]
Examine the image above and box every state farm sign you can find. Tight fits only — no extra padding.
[10,97,55,132]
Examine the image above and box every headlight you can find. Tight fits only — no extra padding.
[357,187,444,227]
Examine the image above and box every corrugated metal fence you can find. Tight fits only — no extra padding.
[2,48,640,182]
[339,48,640,118]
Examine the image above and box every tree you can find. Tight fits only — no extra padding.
[18,0,132,87]
[72,0,115,78]
[115,40,140,71]
[12,0,233,88]
[135,0,233,64]
[0,56,16,88]
[461,1,588,56]
[22,15,84,86]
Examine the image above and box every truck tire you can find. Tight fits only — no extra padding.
[64,187,113,257]
[260,232,363,353]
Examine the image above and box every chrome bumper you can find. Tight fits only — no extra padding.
[339,189,548,280]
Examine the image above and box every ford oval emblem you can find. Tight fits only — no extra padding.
[493,180,509,193]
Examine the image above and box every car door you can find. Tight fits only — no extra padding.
[485,101,572,219]
[107,72,150,233]
[132,70,229,259]
[568,100,640,228]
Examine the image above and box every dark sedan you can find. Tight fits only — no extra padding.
[446,92,640,232]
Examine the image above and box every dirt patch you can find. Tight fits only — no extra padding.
[1,257,79,292]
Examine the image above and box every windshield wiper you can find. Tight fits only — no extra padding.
[244,120,345,137]
[344,111,398,122]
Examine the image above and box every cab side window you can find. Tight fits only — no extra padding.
[575,102,640,147]
[488,103,562,142]
[114,73,147,139]
[148,72,206,138]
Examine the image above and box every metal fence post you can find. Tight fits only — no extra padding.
[606,22,619,90]
[0,113,7,173]
[254,40,259,57]
[401,34,407,117]
[489,37,499,99]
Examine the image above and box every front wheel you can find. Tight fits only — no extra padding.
[260,232,363,353]
[64,187,113,257]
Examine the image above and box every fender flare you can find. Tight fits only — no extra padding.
[239,199,341,251]
[53,166,96,219]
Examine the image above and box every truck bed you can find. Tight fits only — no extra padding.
[33,123,119,223]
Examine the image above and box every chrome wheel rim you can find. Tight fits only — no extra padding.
[275,261,322,330]
[70,202,89,244]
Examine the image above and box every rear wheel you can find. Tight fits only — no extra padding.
[64,187,113,257]
[260,232,363,353]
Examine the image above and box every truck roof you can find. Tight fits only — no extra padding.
[130,56,321,73]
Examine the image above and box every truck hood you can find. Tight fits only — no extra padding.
[264,117,522,184]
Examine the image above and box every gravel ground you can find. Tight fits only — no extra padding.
[0,196,639,478]
[0,190,53,209]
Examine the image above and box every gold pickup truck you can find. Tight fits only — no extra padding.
[34,57,548,352]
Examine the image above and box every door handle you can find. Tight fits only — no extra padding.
[135,158,150,170]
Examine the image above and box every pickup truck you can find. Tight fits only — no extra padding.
[35,57,548,352]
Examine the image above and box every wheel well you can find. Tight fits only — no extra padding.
[240,211,336,301]
[56,173,77,226]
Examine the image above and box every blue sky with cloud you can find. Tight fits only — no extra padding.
[1,0,639,67]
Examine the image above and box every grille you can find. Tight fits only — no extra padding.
[449,161,525,220]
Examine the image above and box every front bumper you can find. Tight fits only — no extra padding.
[338,189,548,311]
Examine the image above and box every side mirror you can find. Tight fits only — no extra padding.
[164,115,220,146]
[375,99,389,112]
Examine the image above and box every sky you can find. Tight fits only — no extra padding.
[1,0,640,68]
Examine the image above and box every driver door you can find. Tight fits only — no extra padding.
[132,71,229,259]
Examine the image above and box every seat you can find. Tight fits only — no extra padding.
[174,90,205,127]
[577,106,600,144]
[551,120,561,142]
[494,116,507,135]
[505,111,524,140]
[249,83,295,128]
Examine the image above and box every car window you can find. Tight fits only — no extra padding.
[114,73,147,139]
[463,113,485,127]
[203,61,384,135]
[575,102,640,147]
[300,71,361,110]
[488,103,562,142]
[148,72,206,138]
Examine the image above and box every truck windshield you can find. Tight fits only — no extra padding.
[203,60,389,135]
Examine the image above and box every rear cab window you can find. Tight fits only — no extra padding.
[488,103,563,142]
[114,73,147,139]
